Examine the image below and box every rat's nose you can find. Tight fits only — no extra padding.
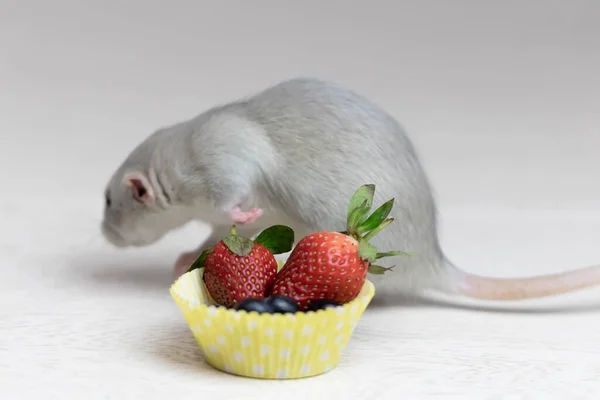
[100,221,127,248]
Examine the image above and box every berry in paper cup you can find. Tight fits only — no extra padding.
[169,267,375,379]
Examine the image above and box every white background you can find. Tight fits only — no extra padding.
[1,1,599,398]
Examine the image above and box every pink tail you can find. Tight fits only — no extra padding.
[450,264,600,301]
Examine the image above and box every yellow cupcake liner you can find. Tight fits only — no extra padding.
[169,264,375,379]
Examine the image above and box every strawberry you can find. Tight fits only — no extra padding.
[268,184,410,310]
[188,224,294,308]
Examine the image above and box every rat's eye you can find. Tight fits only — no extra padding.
[105,191,112,208]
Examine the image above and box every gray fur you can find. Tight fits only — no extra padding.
[102,77,600,301]
[102,77,454,297]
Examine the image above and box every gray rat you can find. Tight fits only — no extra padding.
[101,77,600,301]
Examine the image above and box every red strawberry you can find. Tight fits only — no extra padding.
[268,231,367,308]
[188,224,294,308]
[268,184,410,310]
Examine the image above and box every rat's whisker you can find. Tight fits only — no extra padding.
[65,232,105,251]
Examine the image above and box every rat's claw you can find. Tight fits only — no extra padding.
[228,207,263,224]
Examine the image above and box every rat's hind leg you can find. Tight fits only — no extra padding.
[171,224,262,280]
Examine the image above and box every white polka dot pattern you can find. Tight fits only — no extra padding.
[170,268,375,379]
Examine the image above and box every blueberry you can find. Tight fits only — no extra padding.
[233,298,275,314]
[265,295,299,314]
[307,299,340,311]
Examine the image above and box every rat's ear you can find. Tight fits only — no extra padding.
[123,172,155,206]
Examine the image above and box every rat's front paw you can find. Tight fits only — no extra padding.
[228,206,263,224]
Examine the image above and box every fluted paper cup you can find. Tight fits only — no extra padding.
[169,265,375,379]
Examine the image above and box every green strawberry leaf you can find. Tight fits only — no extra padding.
[347,199,370,233]
[254,225,295,254]
[356,198,395,235]
[222,234,255,256]
[187,247,213,272]
[362,218,394,242]
[358,239,377,262]
[347,184,375,224]
[375,250,414,259]
[368,264,395,275]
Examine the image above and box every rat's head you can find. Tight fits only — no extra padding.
[101,168,193,248]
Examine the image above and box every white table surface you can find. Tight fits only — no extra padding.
[2,201,600,399]
[2,1,600,398]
